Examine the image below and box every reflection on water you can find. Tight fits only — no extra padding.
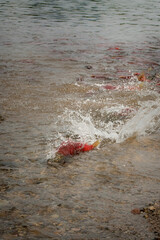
[0,0,160,239]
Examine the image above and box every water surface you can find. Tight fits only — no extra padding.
[0,0,160,239]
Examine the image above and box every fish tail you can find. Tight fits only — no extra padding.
[92,140,100,148]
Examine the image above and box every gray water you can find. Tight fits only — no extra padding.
[0,1,160,239]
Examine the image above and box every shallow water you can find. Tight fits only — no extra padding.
[0,0,160,239]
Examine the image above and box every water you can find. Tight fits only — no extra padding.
[0,0,160,239]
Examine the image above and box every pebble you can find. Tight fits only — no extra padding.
[131,208,141,215]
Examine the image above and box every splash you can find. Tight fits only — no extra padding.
[117,100,160,143]
[60,99,160,144]
[60,108,122,142]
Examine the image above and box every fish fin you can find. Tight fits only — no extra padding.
[92,140,100,148]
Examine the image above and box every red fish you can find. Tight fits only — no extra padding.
[91,74,108,80]
[108,47,122,50]
[103,85,117,90]
[118,107,135,116]
[119,73,140,80]
[56,140,99,157]
[47,140,100,166]
[138,73,150,82]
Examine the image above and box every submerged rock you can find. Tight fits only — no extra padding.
[0,115,4,123]
[85,65,92,69]
[131,208,141,215]
[47,155,66,167]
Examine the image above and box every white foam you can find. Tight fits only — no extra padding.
[61,97,160,144]
[117,100,160,142]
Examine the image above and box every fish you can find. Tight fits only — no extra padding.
[103,85,117,90]
[108,47,122,50]
[47,140,100,166]
[118,107,136,116]
[119,73,140,79]
[91,74,109,80]
[138,73,150,82]
[56,140,100,157]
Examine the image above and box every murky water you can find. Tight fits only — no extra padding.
[0,0,160,239]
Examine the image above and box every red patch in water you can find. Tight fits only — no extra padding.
[119,75,132,80]
[91,74,108,80]
[108,47,122,50]
[103,85,117,90]
[119,108,135,116]
[57,140,99,156]
[138,73,150,82]
[119,73,140,80]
